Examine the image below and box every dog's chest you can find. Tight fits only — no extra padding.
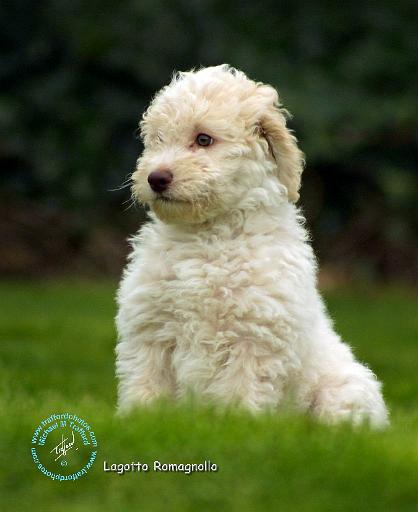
[160,237,249,299]
[147,233,284,328]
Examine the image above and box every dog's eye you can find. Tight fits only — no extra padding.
[196,133,213,147]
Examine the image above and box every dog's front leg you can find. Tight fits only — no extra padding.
[202,343,287,412]
[116,340,175,414]
[115,253,177,414]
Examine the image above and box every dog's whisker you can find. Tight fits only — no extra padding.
[108,177,133,193]
[122,196,137,212]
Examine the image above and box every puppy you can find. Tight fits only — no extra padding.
[116,65,388,427]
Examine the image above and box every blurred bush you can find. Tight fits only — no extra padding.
[1,1,417,279]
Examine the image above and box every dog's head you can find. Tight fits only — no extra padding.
[132,65,304,224]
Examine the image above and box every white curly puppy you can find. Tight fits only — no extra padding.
[116,65,388,427]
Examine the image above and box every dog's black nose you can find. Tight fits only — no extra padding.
[147,170,173,193]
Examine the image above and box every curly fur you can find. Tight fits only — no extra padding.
[116,65,389,428]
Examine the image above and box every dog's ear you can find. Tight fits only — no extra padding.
[256,86,305,203]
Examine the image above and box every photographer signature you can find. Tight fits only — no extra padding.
[50,431,78,461]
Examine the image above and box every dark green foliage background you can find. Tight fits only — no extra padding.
[1,1,417,278]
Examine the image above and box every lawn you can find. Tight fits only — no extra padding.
[0,281,417,511]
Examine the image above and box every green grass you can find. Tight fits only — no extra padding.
[0,281,417,511]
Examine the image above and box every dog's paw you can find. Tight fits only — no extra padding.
[310,373,389,429]
[116,385,163,415]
